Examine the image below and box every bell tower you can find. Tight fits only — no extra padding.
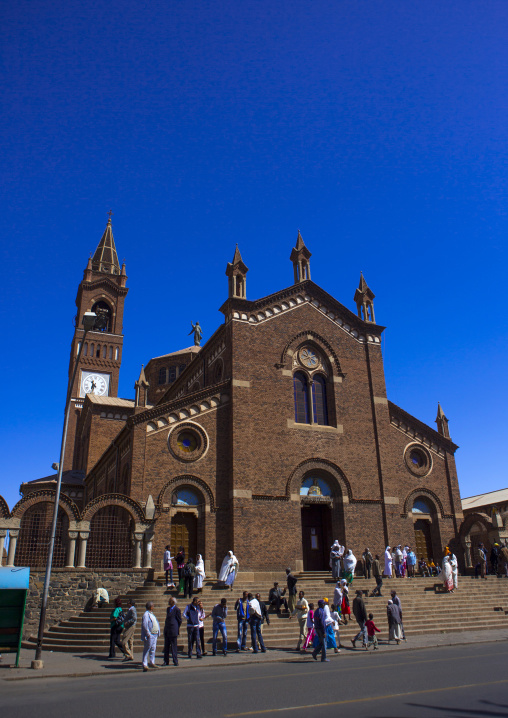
[354,273,376,323]
[226,245,248,299]
[64,216,129,469]
[290,230,311,283]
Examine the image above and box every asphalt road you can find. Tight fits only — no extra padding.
[1,643,507,718]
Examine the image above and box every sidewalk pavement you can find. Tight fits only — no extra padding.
[2,628,507,682]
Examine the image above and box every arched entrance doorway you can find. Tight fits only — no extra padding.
[411,496,441,564]
[300,476,334,571]
[170,487,199,561]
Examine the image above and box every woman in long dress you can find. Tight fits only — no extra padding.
[387,599,402,643]
[384,546,392,578]
[442,554,454,593]
[194,554,206,592]
[218,551,239,590]
[340,578,351,623]
[343,549,357,584]
[449,551,458,590]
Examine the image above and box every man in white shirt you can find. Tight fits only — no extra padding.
[141,601,160,671]
[248,593,266,654]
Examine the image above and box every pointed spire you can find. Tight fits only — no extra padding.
[226,245,249,299]
[91,216,121,275]
[83,254,93,281]
[232,243,243,265]
[134,364,149,408]
[295,229,305,251]
[435,402,450,439]
[136,364,149,387]
[354,272,376,323]
[290,230,312,283]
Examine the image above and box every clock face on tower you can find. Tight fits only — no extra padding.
[80,371,110,397]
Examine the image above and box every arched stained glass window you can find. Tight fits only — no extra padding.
[293,371,310,424]
[172,487,200,506]
[312,374,328,425]
[412,498,433,514]
[158,367,167,385]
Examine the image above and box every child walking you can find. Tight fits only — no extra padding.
[330,603,343,652]
[365,612,381,650]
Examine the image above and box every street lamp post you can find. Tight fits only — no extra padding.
[32,311,104,669]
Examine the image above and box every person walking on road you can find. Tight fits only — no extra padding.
[141,601,160,671]
[121,598,137,661]
[351,590,368,649]
[365,612,381,650]
[302,602,315,652]
[387,599,402,644]
[390,590,406,640]
[311,599,329,662]
[163,597,182,666]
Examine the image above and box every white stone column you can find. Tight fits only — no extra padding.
[143,536,152,569]
[0,531,6,565]
[7,530,18,566]
[77,532,89,568]
[66,531,78,568]
[134,533,143,569]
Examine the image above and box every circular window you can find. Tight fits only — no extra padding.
[404,444,432,477]
[299,346,320,369]
[177,431,199,454]
[168,422,208,462]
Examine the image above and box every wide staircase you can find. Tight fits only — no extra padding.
[24,573,508,653]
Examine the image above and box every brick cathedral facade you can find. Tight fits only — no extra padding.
[5,220,465,574]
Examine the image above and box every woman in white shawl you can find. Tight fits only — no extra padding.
[194,554,206,592]
[343,549,357,585]
[384,546,392,578]
[442,553,454,593]
[218,551,239,590]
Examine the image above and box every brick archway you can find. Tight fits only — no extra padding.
[10,490,81,523]
[81,494,146,524]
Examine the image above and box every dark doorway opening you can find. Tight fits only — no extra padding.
[301,505,332,571]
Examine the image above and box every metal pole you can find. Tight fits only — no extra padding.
[32,328,90,667]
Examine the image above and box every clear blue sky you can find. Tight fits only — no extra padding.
[1,1,507,510]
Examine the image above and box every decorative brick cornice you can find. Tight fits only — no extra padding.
[252,494,289,502]
[81,278,128,297]
[221,280,384,346]
[388,401,458,455]
[130,380,230,427]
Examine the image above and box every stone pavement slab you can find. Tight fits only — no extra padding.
[2,627,507,682]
